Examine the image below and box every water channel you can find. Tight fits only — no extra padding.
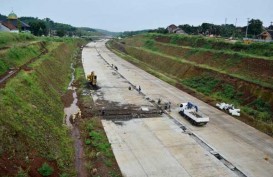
[64,63,87,176]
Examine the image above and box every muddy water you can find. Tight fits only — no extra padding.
[64,63,87,177]
[64,63,78,127]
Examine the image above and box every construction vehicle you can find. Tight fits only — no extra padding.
[179,102,209,125]
[87,71,97,86]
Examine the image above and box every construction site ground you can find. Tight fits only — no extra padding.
[81,40,273,177]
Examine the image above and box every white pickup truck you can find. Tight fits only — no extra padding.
[179,102,209,125]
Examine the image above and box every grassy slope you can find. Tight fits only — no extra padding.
[0,34,86,176]
[0,32,35,48]
[108,34,273,135]
[149,33,273,58]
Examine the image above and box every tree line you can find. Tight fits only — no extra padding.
[0,13,101,37]
[151,19,272,38]
[19,17,99,37]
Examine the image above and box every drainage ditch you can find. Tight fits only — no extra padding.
[64,62,87,177]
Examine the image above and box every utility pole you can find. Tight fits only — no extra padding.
[233,18,237,38]
[245,18,250,38]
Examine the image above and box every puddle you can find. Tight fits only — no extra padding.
[64,63,79,127]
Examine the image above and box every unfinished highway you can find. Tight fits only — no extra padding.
[82,40,273,177]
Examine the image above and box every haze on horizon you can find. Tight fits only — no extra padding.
[1,0,273,32]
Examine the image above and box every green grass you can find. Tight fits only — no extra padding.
[0,38,86,176]
[86,120,113,158]
[211,84,243,104]
[80,117,121,176]
[181,76,271,122]
[182,76,220,96]
[144,39,157,51]
[136,45,273,89]
[146,33,273,58]
[0,43,42,75]
[0,32,35,48]
[125,37,273,88]
[243,99,273,122]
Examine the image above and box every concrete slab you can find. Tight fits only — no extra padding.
[102,117,235,177]
[82,41,273,177]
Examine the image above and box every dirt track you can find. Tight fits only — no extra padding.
[82,40,273,177]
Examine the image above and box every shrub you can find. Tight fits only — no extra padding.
[182,76,219,95]
[144,40,157,51]
[87,123,94,131]
[85,139,91,145]
[38,163,54,176]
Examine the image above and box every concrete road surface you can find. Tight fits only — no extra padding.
[82,40,273,177]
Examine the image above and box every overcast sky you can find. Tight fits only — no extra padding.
[1,0,273,32]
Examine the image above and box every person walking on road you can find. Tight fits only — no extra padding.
[168,101,171,112]
[138,86,141,94]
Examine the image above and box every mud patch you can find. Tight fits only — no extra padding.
[61,90,74,107]
[71,125,87,177]
[0,152,59,177]
[93,100,162,120]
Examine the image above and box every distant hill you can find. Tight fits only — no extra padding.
[94,28,121,37]
[0,13,118,37]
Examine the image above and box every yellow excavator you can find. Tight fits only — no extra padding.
[87,71,97,86]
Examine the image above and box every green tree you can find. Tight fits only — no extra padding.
[220,24,236,37]
[248,19,263,36]
[155,27,168,34]
[178,24,193,34]
[17,20,22,32]
[201,23,214,35]
[56,29,65,37]
[28,21,47,36]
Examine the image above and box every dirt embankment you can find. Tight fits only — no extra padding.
[153,42,273,85]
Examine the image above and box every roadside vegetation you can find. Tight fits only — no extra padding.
[0,32,86,176]
[0,32,35,48]
[152,33,273,58]
[108,33,273,136]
